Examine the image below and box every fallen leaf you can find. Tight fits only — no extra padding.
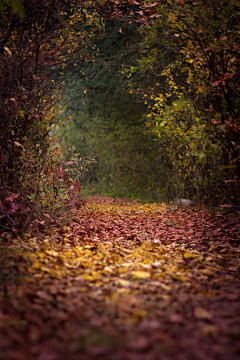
[194,307,213,321]
[126,336,152,351]
[131,271,151,279]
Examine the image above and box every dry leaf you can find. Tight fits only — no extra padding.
[194,307,213,321]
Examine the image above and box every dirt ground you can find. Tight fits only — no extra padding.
[0,196,240,360]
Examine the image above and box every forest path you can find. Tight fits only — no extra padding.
[0,196,240,360]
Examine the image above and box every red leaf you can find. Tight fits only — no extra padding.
[10,202,20,211]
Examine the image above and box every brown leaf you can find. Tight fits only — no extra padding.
[194,307,213,321]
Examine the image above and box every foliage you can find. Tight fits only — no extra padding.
[138,0,240,202]
[0,0,99,230]
[0,138,93,230]
[146,95,237,203]
[1,0,240,233]
[0,0,24,17]
[55,16,159,200]
[55,112,159,201]
[54,0,240,205]
[19,144,89,219]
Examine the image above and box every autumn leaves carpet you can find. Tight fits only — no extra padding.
[0,196,240,360]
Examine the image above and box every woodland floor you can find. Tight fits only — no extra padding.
[0,195,240,360]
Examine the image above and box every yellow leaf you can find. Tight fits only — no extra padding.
[168,12,177,22]
[140,263,152,270]
[65,261,80,269]
[173,275,188,281]
[117,279,131,287]
[64,251,73,257]
[133,310,147,318]
[184,250,195,259]
[4,46,12,56]
[45,250,59,257]
[111,292,119,300]
[82,273,94,281]
[159,283,172,291]
[132,271,151,279]
[103,265,114,273]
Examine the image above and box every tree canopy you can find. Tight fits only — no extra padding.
[55,0,240,204]
[0,0,239,230]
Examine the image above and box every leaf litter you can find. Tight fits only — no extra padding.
[0,195,240,360]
